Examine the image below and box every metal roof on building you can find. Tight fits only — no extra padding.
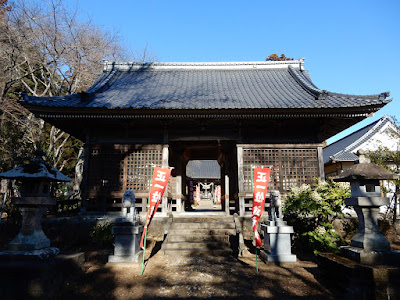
[323,115,397,164]
[22,60,390,113]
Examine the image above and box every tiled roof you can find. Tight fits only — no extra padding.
[186,160,220,179]
[23,60,391,112]
[323,116,396,164]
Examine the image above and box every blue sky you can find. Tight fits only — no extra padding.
[68,0,399,144]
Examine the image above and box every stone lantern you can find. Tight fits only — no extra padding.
[0,149,71,253]
[334,150,398,264]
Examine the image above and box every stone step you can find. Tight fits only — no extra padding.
[164,248,233,257]
[172,216,233,223]
[167,234,230,243]
[168,228,236,236]
[170,222,235,230]
[163,215,236,257]
[164,241,231,250]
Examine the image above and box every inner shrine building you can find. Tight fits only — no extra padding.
[22,59,391,216]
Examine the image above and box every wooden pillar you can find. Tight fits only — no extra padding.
[162,144,169,167]
[225,174,230,214]
[162,144,169,214]
[237,145,245,216]
[176,175,182,212]
[317,145,325,180]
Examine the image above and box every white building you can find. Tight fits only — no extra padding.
[324,115,399,215]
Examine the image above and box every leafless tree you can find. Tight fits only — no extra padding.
[0,0,155,198]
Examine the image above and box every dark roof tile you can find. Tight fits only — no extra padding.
[23,61,391,112]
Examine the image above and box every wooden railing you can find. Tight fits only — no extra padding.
[238,192,269,216]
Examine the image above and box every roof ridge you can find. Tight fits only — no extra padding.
[86,69,118,94]
[328,116,396,161]
[288,65,323,99]
[326,118,382,148]
[102,59,306,72]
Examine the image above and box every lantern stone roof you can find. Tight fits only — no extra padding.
[0,150,72,182]
[333,153,399,182]
[22,60,391,117]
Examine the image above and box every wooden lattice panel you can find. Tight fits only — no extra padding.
[242,147,319,193]
[87,145,125,193]
[125,149,163,193]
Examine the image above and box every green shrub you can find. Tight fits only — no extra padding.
[283,179,350,254]
[89,222,114,248]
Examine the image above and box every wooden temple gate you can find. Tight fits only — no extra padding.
[21,60,390,215]
[82,141,324,216]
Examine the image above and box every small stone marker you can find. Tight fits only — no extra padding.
[261,190,296,262]
[108,190,144,263]
[108,220,144,263]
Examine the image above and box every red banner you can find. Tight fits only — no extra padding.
[251,167,271,247]
[140,166,171,248]
[214,185,221,204]
[195,185,200,205]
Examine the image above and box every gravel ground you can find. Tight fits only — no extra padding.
[59,243,344,299]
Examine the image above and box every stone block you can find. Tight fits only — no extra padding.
[318,252,400,299]
[0,252,84,299]
[108,224,144,264]
[108,251,143,263]
[261,223,296,263]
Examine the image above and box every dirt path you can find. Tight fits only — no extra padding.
[60,247,342,299]
[57,225,400,299]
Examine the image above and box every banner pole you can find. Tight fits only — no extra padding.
[141,218,149,275]
[141,166,154,275]
[256,247,259,275]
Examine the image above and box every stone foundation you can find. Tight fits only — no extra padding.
[0,252,84,299]
[318,252,400,299]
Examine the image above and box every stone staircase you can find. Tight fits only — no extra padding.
[163,213,236,256]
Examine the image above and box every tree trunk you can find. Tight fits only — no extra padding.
[73,146,84,200]
[393,187,398,227]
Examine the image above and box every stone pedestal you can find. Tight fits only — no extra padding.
[108,221,144,263]
[345,197,391,252]
[8,197,56,251]
[261,220,296,262]
[341,197,392,264]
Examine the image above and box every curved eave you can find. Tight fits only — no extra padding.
[22,92,391,111]
[287,65,391,102]
[21,104,389,120]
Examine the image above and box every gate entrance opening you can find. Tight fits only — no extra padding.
[186,160,221,211]
[169,140,237,214]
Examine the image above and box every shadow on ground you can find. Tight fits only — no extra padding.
[57,239,344,299]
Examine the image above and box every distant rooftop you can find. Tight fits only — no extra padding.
[186,160,220,179]
[323,115,399,164]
